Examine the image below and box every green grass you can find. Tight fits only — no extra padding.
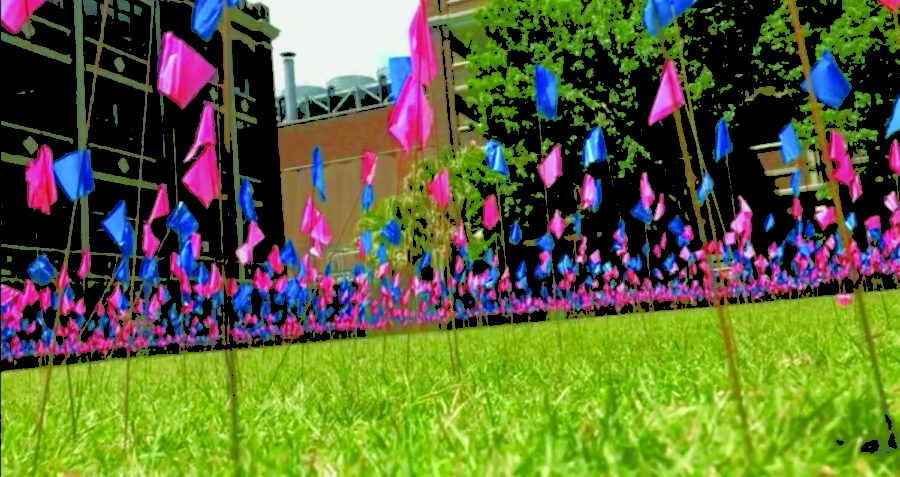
[2,292,899,476]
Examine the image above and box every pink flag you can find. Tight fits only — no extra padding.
[300,195,318,234]
[25,145,57,215]
[890,139,899,176]
[849,174,862,203]
[149,184,170,222]
[581,173,596,209]
[361,150,378,185]
[77,248,90,280]
[428,168,450,209]
[648,60,684,126]
[408,0,437,87]
[835,293,853,308]
[236,221,265,265]
[158,32,217,109]
[483,195,499,230]
[791,197,802,220]
[2,0,47,35]
[183,147,220,208]
[185,102,216,162]
[388,77,433,156]
[142,222,160,257]
[452,222,467,248]
[310,214,332,246]
[190,232,201,260]
[814,206,835,229]
[56,264,70,293]
[864,215,881,232]
[549,209,565,239]
[538,144,562,189]
[640,172,654,209]
[653,194,665,221]
[830,130,854,185]
[885,191,899,213]
[268,245,284,275]
[877,0,899,14]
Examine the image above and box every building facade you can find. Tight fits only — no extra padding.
[1,0,283,299]
[277,0,487,275]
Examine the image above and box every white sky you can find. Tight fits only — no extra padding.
[263,0,422,96]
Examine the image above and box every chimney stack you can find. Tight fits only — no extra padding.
[281,52,297,122]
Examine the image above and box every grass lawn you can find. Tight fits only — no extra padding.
[2,292,899,476]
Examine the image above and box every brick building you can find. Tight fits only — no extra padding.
[277,0,488,275]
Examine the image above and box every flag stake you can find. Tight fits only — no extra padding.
[785,0,889,424]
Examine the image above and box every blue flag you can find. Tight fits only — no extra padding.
[593,179,602,212]
[485,140,508,176]
[582,127,607,168]
[764,213,775,232]
[799,49,851,110]
[697,173,714,204]
[361,184,374,212]
[643,0,698,37]
[312,145,326,201]
[381,219,401,246]
[113,258,130,289]
[669,216,685,236]
[140,257,159,294]
[388,56,412,102]
[281,239,299,269]
[844,212,856,232]
[27,254,56,287]
[166,201,199,238]
[376,242,387,264]
[779,123,801,165]
[573,212,582,237]
[536,232,555,252]
[417,252,431,273]
[102,200,135,258]
[534,64,557,121]
[791,170,800,197]
[191,0,222,42]
[54,149,94,202]
[714,118,733,163]
[361,230,373,255]
[509,220,522,245]
[630,201,653,225]
[887,94,899,139]
[239,177,257,223]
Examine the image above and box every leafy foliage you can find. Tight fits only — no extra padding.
[356,146,521,271]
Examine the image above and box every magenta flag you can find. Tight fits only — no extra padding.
[25,145,57,215]
[538,144,562,189]
[310,214,332,246]
[408,0,437,87]
[300,195,318,235]
[886,191,899,213]
[77,247,90,280]
[2,0,47,35]
[814,206,836,229]
[581,173,596,209]
[182,147,220,208]
[388,77,433,156]
[640,172,654,209]
[361,150,378,185]
[185,102,216,162]
[877,0,899,14]
[428,168,450,209]
[648,60,684,126]
[549,209,565,239]
[142,222,160,258]
[149,184,170,222]
[236,221,265,266]
[890,139,899,176]
[850,174,862,203]
[653,194,665,222]
[158,32,217,109]
[483,195,499,230]
[829,130,854,185]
